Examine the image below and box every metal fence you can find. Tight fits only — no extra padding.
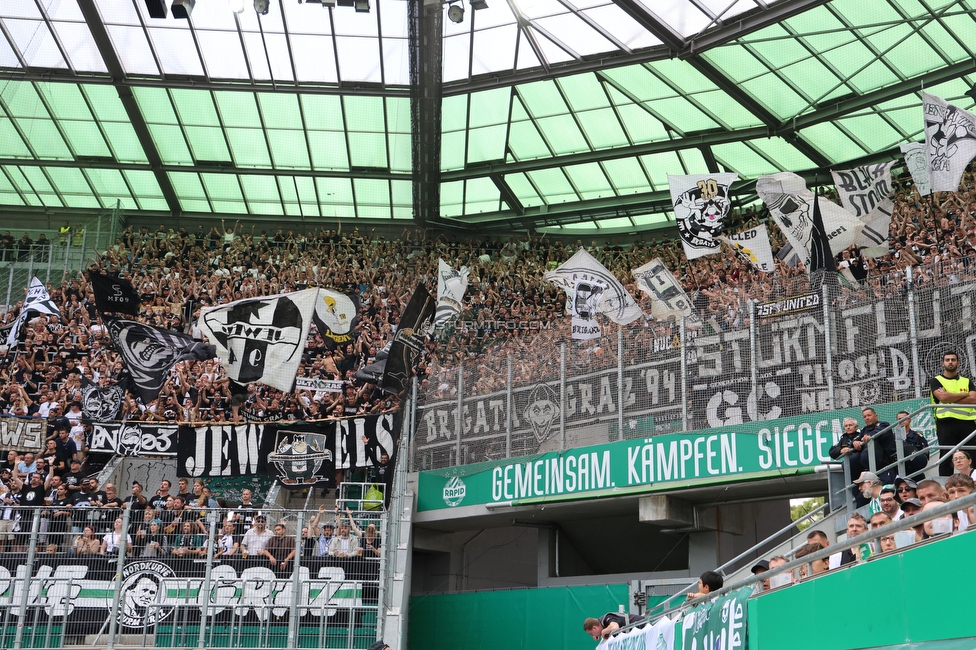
[412,256,976,471]
[0,504,384,649]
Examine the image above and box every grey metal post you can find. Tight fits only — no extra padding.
[749,300,757,404]
[62,239,69,274]
[97,214,103,252]
[680,318,688,432]
[506,354,513,458]
[455,367,463,465]
[287,510,305,649]
[617,326,624,441]
[44,244,52,284]
[80,227,88,268]
[12,509,42,650]
[26,254,34,282]
[906,266,922,398]
[4,265,13,311]
[409,379,418,473]
[196,512,220,650]
[105,506,132,650]
[822,284,834,411]
[559,343,567,450]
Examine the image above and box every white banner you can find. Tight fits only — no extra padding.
[545,249,642,339]
[295,376,345,392]
[721,224,776,273]
[7,277,60,346]
[632,258,694,320]
[603,615,676,650]
[924,92,976,193]
[757,172,863,270]
[831,162,895,247]
[435,259,469,326]
[670,173,739,260]
[199,288,319,392]
[900,141,932,197]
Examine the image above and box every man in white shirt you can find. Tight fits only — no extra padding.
[240,516,274,558]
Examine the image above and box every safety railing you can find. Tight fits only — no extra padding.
[0,505,385,650]
[615,491,976,637]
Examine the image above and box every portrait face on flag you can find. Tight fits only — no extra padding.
[108,319,193,401]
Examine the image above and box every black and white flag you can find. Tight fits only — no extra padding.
[545,249,642,340]
[632,258,695,321]
[924,92,976,193]
[6,277,61,347]
[80,378,124,422]
[106,317,216,403]
[89,422,178,457]
[831,162,895,248]
[757,172,863,272]
[199,288,318,392]
[670,173,738,260]
[900,142,932,197]
[89,272,141,316]
[382,284,435,395]
[434,259,469,327]
[720,224,776,273]
[311,288,360,350]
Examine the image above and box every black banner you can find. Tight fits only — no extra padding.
[89,272,141,315]
[176,413,400,484]
[89,422,178,457]
[0,415,46,452]
[80,379,124,422]
[0,553,377,634]
[382,283,435,395]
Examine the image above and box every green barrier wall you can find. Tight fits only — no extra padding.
[748,531,976,649]
[408,584,641,650]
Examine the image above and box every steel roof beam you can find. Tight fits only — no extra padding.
[680,0,834,57]
[75,0,181,217]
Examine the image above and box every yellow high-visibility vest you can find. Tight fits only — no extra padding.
[931,375,976,420]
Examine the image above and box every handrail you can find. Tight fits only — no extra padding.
[614,491,976,636]
[643,501,831,616]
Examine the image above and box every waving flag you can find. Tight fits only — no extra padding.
[435,259,469,326]
[107,317,215,403]
[7,277,60,347]
[89,272,141,316]
[721,224,775,273]
[382,284,436,395]
[831,162,895,248]
[900,142,932,197]
[199,289,318,392]
[632,259,695,321]
[545,249,642,339]
[924,92,976,193]
[670,173,738,260]
[312,288,359,350]
[757,172,862,273]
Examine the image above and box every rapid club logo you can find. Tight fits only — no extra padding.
[442,476,466,507]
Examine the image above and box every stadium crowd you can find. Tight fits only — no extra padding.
[0,170,972,425]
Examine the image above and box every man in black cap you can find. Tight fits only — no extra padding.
[62,459,86,495]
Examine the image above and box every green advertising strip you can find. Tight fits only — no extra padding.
[417,399,930,511]
[681,586,752,650]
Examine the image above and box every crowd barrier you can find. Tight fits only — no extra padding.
[413,257,976,471]
[0,506,384,649]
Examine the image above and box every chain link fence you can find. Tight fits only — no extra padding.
[412,257,976,471]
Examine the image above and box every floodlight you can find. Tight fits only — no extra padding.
[470,0,487,9]
[254,0,270,14]
[354,0,370,11]
[447,2,464,23]
[227,0,246,13]
[145,0,168,18]
[172,0,195,19]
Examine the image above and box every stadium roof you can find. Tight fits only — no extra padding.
[0,0,974,234]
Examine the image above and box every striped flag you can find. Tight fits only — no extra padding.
[6,277,60,346]
[434,259,469,327]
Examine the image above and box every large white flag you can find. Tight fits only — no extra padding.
[435,259,469,326]
[544,249,642,339]
[831,162,895,247]
[900,142,932,196]
[670,173,739,260]
[757,172,863,271]
[632,259,695,320]
[924,92,976,193]
[7,277,61,346]
[199,288,319,392]
[721,224,776,273]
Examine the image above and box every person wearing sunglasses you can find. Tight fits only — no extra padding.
[893,476,918,511]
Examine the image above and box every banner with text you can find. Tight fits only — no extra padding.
[90,422,178,457]
[681,587,752,650]
[416,399,927,510]
[0,415,46,452]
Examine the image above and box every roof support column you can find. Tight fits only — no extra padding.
[409,0,444,227]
